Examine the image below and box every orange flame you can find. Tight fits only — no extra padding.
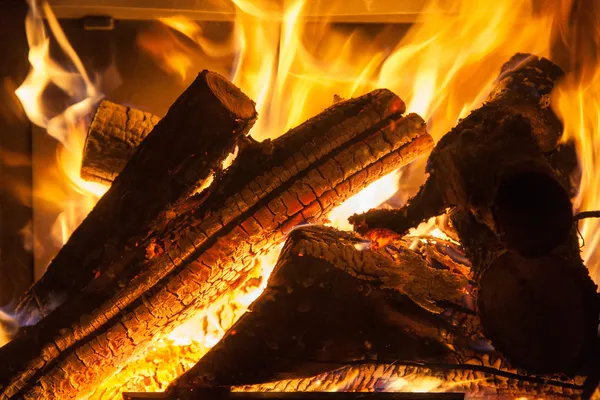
[15,0,109,276]
[12,0,600,396]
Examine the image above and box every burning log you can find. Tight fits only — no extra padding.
[351,54,570,258]
[81,100,160,184]
[164,225,584,399]
[16,69,257,321]
[450,209,600,375]
[349,54,600,375]
[0,89,432,399]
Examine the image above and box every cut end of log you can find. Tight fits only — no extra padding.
[478,251,598,374]
[82,100,161,184]
[203,70,257,120]
[492,168,573,258]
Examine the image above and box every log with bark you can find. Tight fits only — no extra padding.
[16,70,257,322]
[81,100,160,184]
[349,53,600,375]
[0,89,432,399]
[163,225,585,399]
[350,54,569,257]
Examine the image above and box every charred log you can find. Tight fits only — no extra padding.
[0,90,432,400]
[350,54,569,258]
[349,54,599,374]
[16,70,257,321]
[165,225,585,399]
[81,100,160,184]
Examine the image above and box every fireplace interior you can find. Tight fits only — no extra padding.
[1,0,600,399]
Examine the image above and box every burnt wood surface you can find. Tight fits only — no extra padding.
[16,70,257,322]
[349,54,600,374]
[350,54,570,257]
[0,90,432,400]
[81,100,160,184]
[167,226,585,399]
[124,391,465,400]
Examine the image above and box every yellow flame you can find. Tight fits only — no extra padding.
[550,0,600,281]
[15,0,108,274]
[555,72,600,280]
[327,170,401,230]
[15,0,600,396]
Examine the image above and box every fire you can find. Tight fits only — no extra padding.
[551,0,600,281]
[9,0,600,397]
[14,0,109,274]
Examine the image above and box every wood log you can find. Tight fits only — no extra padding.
[0,91,432,400]
[15,70,257,322]
[165,225,585,399]
[349,54,600,374]
[81,100,160,184]
[350,54,570,258]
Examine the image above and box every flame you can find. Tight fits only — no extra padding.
[551,0,600,281]
[14,0,109,277]
[13,0,600,397]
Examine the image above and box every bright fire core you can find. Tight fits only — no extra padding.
[7,0,600,398]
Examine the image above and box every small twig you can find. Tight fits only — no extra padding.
[575,210,600,221]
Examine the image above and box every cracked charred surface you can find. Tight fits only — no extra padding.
[350,54,569,257]
[16,70,257,322]
[349,54,600,375]
[168,225,584,399]
[81,100,161,185]
[236,362,584,399]
[0,90,432,400]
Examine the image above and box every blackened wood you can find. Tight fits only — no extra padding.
[0,91,432,400]
[167,226,585,399]
[81,100,160,184]
[478,249,599,374]
[15,70,257,322]
[351,54,570,258]
[351,54,599,375]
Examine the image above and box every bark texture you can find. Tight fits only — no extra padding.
[0,90,432,400]
[349,54,600,374]
[167,226,584,399]
[351,54,569,258]
[16,70,257,322]
[81,100,160,184]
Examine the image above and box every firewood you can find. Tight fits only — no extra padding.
[349,54,600,374]
[16,69,257,322]
[350,54,570,258]
[81,100,160,184]
[235,362,584,399]
[165,226,584,400]
[0,91,432,400]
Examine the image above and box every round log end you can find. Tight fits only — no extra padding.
[478,251,598,374]
[204,70,257,120]
[492,169,573,258]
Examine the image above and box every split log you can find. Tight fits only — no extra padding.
[349,54,600,374]
[0,90,432,400]
[165,225,585,399]
[81,100,160,184]
[16,69,257,321]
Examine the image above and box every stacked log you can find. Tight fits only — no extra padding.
[350,54,599,375]
[0,79,432,399]
[164,225,585,399]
